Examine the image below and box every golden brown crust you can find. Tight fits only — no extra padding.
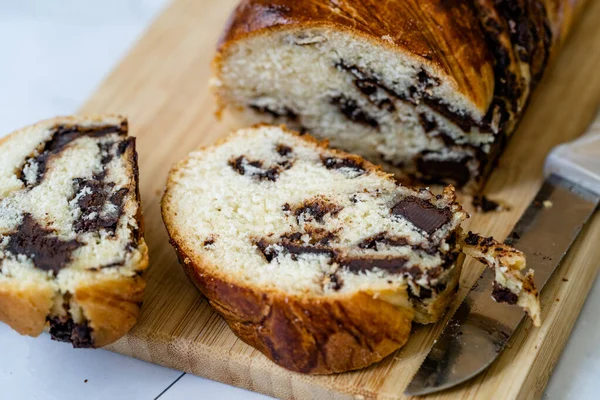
[167,235,412,374]
[216,0,495,113]
[0,280,54,337]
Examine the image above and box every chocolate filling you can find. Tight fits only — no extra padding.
[358,233,410,250]
[491,282,519,305]
[71,174,129,234]
[339,256,410,275]
[330,94,379,128]
[358,231,440,256]
[335,61,396,112]
[321,156,366,177]
[415,153,473,188]
[276,144,293,157]
[256,237,334,262]
[392,196,452,235]
[294,198,343,223]
[329,273,343,291]
[47,316,93,348]
[5,214,81,274]
[407,283,438,300]
[249,103,299,121]
[418,113,438,133]
[228,156,282,182]
[336,60,487,133]
[19,123,126,187]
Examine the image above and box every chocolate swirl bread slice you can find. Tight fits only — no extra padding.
[0,116,148,348]
[212,0,585,192]
[162,125,540,374]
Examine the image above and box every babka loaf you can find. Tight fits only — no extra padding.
[162,125,540,374]
[0,116,148,348]
[212,0,585,192]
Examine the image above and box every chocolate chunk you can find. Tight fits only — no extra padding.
[276,144,292,157]
[71,175,129,234]
[491,282,518,305]
[416,68,441,89]
[257,239,334,262]
[47,316,94,348]
[256,239,277,262]
[322,156,366,176]
[5,214,81,274]
[407,284,433,300]
[358,232,410,250]
[418,113,438,133]
[339,256,410,274]
[335,61,397,112]
[203,237,216,248]
[282,242,334,259]
[256,229,336,262]
[294,198,343,223]
[391,196,452,235]
[116,138,134,156]
[330,94,379,128]
[281,232,303,242]
[416,153,472,188]
[329,273,343,291]
[261,167,279,181]
[19,123,125,187]
[464,231,480,245]
[228,156,282,182]
[472,195,502,212]
[98,141,114,165]
[464,232,495,248]
[229,155,248,175]
[421,96,482,133]
[249,103,298,121]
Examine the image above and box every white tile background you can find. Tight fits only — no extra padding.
[0,1,598,399]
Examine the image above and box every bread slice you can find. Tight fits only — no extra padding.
[162,125,540,374]
[211,0,580,192]
[0,115,148,348]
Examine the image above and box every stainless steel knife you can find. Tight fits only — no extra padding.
[405,111,600,396]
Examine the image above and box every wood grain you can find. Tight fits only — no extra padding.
[79,0,600,398]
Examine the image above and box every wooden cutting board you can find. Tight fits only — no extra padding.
[79,0,600,398]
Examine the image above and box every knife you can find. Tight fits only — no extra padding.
[405,110,600,396]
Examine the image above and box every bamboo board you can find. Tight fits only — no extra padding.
[79,0,600,398]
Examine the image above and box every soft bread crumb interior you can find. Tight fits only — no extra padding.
[163,126,467,307]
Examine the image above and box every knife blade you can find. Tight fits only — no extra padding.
[405,111,600,396]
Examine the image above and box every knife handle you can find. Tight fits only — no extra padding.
[545,110,600,196]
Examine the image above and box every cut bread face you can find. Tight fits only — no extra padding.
[162,125,540,373]
[211,0,563,192]
[213,27,494,191]
[0,116,148,348]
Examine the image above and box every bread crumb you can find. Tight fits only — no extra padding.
[543,200,553,208]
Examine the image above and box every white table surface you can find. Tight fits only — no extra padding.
[0,1,598,399]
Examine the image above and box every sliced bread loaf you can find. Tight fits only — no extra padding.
[212,0,582,192]
[162,125,539,373]
[0,116,148,348]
